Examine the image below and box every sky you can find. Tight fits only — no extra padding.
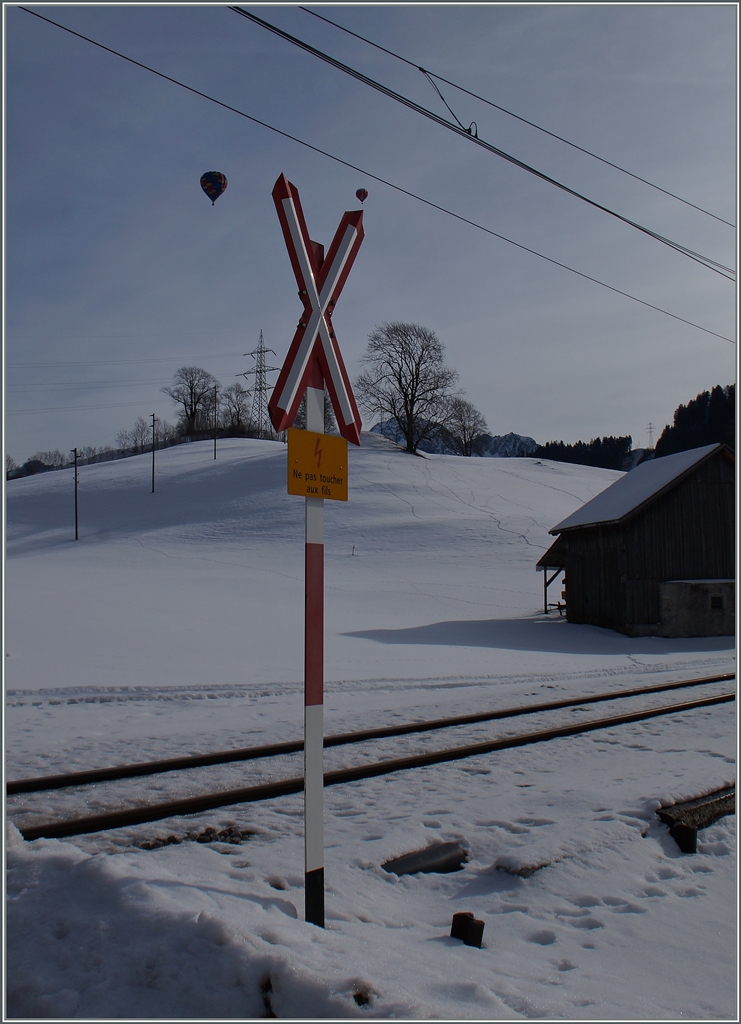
[4,2,737,463]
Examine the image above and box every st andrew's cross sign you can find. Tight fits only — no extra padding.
[268,174,363,445]
[268,175,364,929]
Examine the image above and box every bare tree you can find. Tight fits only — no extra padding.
[157,419,179,447]
[354,322,459,453]
[131,417,151,453]
[161,366,219,437]
[221,382,252,434]
[116,417,150,454]
[293,389,337,434]
[201,386,221,436]
[6,454,19,477]
[32,449,69,469]
[115,427,133,453]
[116,416,151,455]
[443,397,489,456]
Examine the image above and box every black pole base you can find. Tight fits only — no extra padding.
[305,867,324,927]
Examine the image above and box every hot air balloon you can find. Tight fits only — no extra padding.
[355,188,368,204]
[200,171,228,205]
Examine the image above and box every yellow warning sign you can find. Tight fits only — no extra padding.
[287,428,348,501]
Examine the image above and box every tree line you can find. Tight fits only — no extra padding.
[148,330,492,458]
[7,321,733,479]
[7,446,125,479]
[528,436,633,471]
[7,323,490,478]
[527,384,735,471]
[653,384,734,457]
[5,363,333,479]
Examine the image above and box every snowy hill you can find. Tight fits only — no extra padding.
[6,433,631,694]
[5,436,735,1019]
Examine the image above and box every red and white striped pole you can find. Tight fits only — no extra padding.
[304,373,325,926]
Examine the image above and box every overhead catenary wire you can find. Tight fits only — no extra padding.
[18,7,734,345]
[230,6,735,279]
[299,5,735,229]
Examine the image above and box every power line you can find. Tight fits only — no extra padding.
[299,5,735,229]
[7,352,244,368]
[230,6,735,280]
[7,379,173,392]
[8,329,246,339]
[7,400,161,415]
[18,7,735,344]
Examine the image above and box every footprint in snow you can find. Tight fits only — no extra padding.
[569,894,601,908]
[656,866,682,880]
[642,885,668,897]
[569,916,604,929]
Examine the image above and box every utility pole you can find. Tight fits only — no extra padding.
[70,448,79,540]
[647,422,654,450]
[213,386,218,459]
[151,413,157,493]
[240,330,280,439]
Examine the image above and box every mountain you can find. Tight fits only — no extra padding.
[370,421,537,457]
[479,432,538,457]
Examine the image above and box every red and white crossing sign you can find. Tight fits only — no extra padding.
[268,174,366,929]
[268,174,363,446]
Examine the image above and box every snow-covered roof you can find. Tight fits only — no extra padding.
[550,443,727,534]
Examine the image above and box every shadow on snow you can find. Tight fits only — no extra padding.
[343,615,734,656]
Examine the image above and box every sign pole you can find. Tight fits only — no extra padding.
[304,374,325,926]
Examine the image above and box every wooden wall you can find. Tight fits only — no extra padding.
[561,449,734,633]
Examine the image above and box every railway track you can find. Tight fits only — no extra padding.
[8,672,735,842]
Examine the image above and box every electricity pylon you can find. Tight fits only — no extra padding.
[240,331,280,439]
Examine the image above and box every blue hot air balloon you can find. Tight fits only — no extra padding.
[200,171,228,205]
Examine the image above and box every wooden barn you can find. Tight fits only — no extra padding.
[536,443,735,637]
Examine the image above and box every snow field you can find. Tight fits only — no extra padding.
[5,436,736,1018]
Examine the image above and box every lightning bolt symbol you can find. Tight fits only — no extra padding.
[314,438,322,469]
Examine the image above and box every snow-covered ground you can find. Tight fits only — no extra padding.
[5,436,736,1019]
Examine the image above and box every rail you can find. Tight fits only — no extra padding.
[14,687,734,841]
[7,671,734,795]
